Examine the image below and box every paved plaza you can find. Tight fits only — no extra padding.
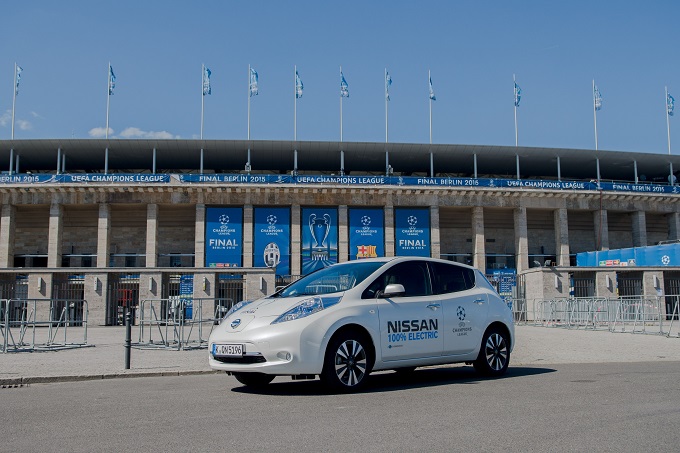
[1,325,679,385]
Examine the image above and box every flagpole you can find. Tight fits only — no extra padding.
[106,62,111,141]
[666,86,672,155]
[11,63,17,141]
[429,70,433,177]
[340,66,343,143]
[294,65,297,143]
[385,68,389,177]
[514,74,518,147]
[247,65,251,171]
[201,64,205,140]
[593,79,599,151]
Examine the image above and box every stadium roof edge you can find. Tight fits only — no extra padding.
[1,139,678,182]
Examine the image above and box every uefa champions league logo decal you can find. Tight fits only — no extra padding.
[456,306,466,321]
[662,255,671,265]
[267,214,277,229]
[218,214,230,230]
[407,215,418,229]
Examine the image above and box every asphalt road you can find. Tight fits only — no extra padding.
[3,361,680,452]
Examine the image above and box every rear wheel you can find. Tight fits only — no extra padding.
[473,328,510,377]
[232,372,275,388]
[321,331,372,392]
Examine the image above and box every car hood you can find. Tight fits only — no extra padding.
[221,294,341,332]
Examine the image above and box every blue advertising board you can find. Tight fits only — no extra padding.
[205,207,243,268]
[394,208,430,257]
[348,208,384,260]
[577,243,680,267]
[179,274,194,319]
[253,207,290,276]
[301,207,338,275]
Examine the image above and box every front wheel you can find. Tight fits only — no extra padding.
[232,372,275,388]
[321,331,372,392]
[473,328,510,377]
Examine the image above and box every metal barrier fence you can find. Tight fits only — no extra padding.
[136,298,235,350]
[1,298,90,353]
[530,295,680,338]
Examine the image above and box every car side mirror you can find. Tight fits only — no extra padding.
[381,283,405,298]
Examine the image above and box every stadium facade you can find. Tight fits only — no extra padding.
[1,138,679,325]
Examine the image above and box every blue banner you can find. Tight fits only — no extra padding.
[301,207,338,275]
[395,208,430,257]
[253,207,290,276]
[205,207,243,268]
[349,208,384,260]
[0,172,678,195]
[576,243,680,267]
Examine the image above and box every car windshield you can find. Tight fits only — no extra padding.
[275,261,385,297]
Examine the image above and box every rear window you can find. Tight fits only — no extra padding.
[428,262,476,295]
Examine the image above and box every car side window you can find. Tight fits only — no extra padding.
[429,262,476,295]
[362,261,431,298]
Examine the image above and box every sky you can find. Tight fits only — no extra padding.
[1,1,679,154]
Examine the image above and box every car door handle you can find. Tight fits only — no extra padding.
[426,303,440,310]
[474,299,485,305]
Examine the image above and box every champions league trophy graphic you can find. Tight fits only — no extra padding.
[309,213,331,261]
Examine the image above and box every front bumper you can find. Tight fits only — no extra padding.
[208,321,326,376]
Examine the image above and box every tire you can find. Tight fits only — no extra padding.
[321,331,372,392]
[232,372,275,388]
[473,327,510,377]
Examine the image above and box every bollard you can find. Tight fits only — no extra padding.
[124,311,132,369]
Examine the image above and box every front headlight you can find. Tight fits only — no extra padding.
[271,296,341,324]
[221,300,253,323]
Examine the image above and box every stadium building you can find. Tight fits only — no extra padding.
[0,138,679,325]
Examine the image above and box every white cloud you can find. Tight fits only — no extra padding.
[0,109,32,130]
[89,127,113,138]
[119,127,179,139]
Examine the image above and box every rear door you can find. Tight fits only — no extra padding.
[429,261,489,356]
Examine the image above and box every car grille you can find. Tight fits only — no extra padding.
[213,353,266,364]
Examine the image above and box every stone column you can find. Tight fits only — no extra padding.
[384,205,394,257]
[472,207,485,273]
[96,204,111,268]
[631,211,647,247]
[83,272,109,326]
[29,273,53,321]
[430,205,441,259]
[554,208,570,266]
[47,202,64,268]
[194,204,205,268]
[291,204,301,276]
[0,204,16,268]
[145,204,158,268]
[338,205,348,262]
[593,209,609,251]
[514,207,529,273]
[595,271,617,298]
[243,205,253,267]
[643,271,663,298]
[668,212,680,241]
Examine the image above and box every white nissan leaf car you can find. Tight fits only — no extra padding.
[209,257,514,392]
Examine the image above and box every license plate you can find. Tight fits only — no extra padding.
[212,343,244,357]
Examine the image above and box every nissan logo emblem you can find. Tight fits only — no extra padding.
[230,319,241,329]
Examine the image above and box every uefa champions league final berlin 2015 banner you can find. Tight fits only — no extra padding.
[205,207,243,267]
[395,208,431,257]
[301,207,338,275]
[349,208,385,260]
[253,207,291,276]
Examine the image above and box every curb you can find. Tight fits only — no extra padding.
[0,369,219,386]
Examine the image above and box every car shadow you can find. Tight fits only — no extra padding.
[231,365,556,396]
